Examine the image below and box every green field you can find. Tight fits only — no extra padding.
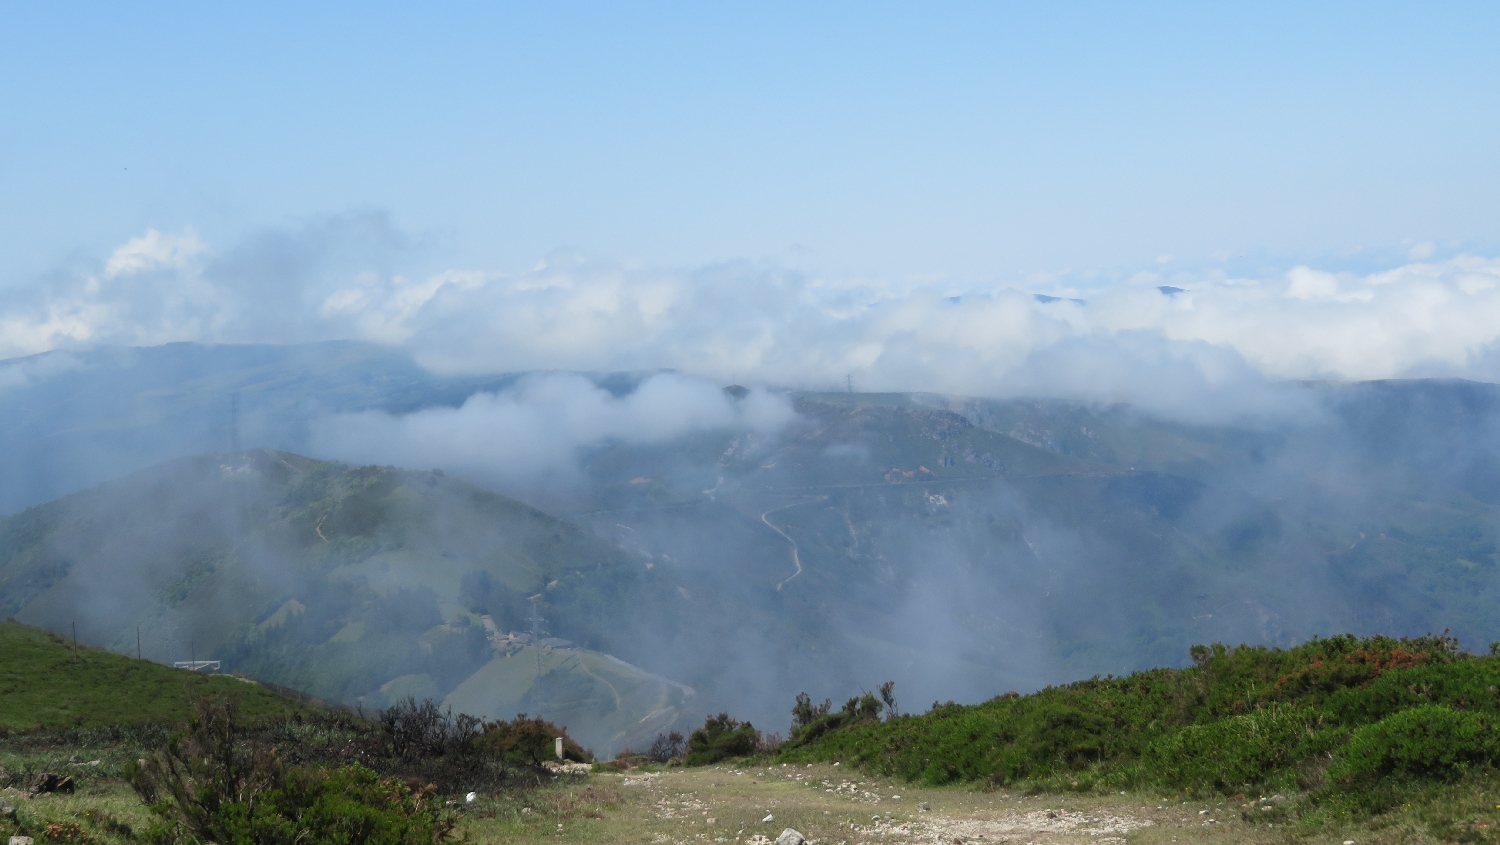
[0,619,304,730]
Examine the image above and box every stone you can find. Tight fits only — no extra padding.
[10,836,35,845]
[761,813,774,823]
[774,829,805,845]
[919,802,931,811]
[30,773,73,795]
[0,799,14,820]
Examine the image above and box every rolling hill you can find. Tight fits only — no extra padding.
[6,341,1500,742]
[0,450,693,753]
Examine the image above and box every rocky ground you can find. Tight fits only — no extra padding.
[452,763,1401,845]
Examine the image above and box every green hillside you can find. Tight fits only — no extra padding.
[775,632,1500,819]
[446,644,696,752]
[0,450,690,753]
[0,619,303,729]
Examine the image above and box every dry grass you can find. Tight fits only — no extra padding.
[450,763,1296,844]
[6,761,1495,843]
[0,782,155,845]
[452,763,1500,845]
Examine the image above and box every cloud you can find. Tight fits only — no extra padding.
[103,228,206,279]
[309,372,796,485]
[6,220,1500,420]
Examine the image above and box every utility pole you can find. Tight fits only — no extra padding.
[229,393,241,453]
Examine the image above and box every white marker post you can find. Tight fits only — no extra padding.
[555,737,564,760]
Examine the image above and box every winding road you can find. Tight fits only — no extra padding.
[761,497,827,591]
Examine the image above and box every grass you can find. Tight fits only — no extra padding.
[0,619,306,731]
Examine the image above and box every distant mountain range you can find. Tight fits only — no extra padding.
[4,341,1500,746]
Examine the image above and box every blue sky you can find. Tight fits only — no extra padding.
[5,3,1500,408]
[3,2,1497,287]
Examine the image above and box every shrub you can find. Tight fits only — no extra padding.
[1143,704,1326,791]
[647,731,685,763]
[790,693,832,734]
[1328,704,1499,784]
[1324,658,1500,726]
[475,714,590,766]
[127,698,450,844]
[685,713,759,765]
[378,697,482,760]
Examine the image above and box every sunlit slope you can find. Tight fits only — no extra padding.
[445,644,695,755]
[0,619,306,729]
[0,450,685,751]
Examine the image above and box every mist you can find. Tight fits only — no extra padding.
[309,372,796,495]
[6,223,1500,746]
[6,221,1500,422]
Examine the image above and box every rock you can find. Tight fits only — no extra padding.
[774,829,805,845]
[919,802,931,811]
[0,799,14,819]
[30,773,73,795]
[762,813,774,823]
[11,836,35,845]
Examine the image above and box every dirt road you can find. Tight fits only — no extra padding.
[453,763,1399,845]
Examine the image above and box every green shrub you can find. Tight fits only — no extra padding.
[1324,658,1500,726]
[1143,704,1327,791]
[127,697,451,844]
[1328,704,1498,784]
[685,713,759,765]
[475,714,590,766]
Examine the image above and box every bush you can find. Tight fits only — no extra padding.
[685,713,759,765]
[647,731,685,763]
[127,698,450,844]
[378,697,482,760]
[475,714,590,766]
[1328,704,1499,784]
[1143,704,1327,791]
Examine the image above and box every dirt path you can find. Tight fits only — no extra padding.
[454,764,1373,845]
[761,498,825,591]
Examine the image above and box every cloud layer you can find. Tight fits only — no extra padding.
[6,218,1500,417]
[310,372,795,486]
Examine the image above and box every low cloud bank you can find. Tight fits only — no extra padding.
[6,217,1500,420]
[310,372,794,485]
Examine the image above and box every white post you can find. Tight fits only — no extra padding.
[555,737,564,760]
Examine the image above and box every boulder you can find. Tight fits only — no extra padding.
[774,829,805,845]
[30,773,73,795]
[0,799,15,820]
[10,836,34,845]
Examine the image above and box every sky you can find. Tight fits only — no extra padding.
[3,2,1500,401]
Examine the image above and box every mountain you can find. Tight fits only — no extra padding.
[5,341,1500,741]
[0,341,537,514]
[0,450,692,753]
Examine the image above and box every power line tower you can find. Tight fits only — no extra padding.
[228,392,241,454]
[527,596,547,639]
[527,596,547,679]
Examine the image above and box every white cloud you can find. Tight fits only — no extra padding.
[310,372,796,484]
[7,222,1500,420]
[103,228,205,279]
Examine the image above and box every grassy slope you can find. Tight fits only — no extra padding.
[0,620,303,729]
[774,634,1500,809]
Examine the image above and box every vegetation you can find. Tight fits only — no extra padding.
[475,713,591,766]
[684,713,760,765]
[763,633,1500,824]
[126,698,451,845]
[0,619,305,730]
